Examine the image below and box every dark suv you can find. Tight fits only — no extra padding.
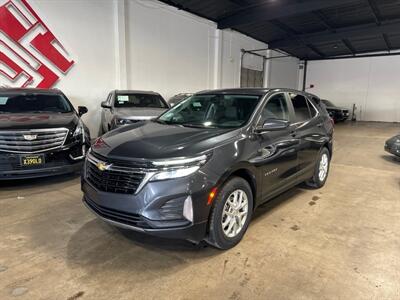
[82,88,333,249]
[0,88,90,179]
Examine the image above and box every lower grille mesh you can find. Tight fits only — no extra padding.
[84,197,150,228]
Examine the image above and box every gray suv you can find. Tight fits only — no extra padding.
[100,90,169,133]
[85,88,333,249]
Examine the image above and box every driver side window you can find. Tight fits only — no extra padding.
[261,93,289,122]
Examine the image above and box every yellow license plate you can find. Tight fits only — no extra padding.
[21,155,45,167]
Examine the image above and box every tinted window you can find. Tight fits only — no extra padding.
[261,93,289,121]
[0,94,73,113]
[290,93,311,122]
[114,93,168,108]
[169,94,193,105]
[158,94,261,128]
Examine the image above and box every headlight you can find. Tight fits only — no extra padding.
[152,155,208,167]
[149,154,209,181]
[150,166,200,181]
[73,120,84,137]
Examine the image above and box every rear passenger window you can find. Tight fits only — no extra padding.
[290,93,312,123]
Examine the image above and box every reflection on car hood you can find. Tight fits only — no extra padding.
[0,113,77,130]
[113,107,167,119]
[93,121,239,160]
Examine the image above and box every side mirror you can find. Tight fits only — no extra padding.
[101,101,111,109]
[255,119,289,133]
[78,106,88,116]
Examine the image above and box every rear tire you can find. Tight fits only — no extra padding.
[206,177,253,250]
[305,147,330,188]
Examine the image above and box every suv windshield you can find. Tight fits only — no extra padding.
[321,100,335,107]
[157,94,261,128]
[0,94,73,113]
[114,93,168,108]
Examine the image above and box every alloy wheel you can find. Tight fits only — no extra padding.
[221,189,249,238]
[318,153,329,182]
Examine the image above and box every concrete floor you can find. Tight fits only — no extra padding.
[1,121,399,300]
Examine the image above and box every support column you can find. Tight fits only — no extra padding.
[213,29,223,89]
[263,49,272,87]
[114,0,128,89]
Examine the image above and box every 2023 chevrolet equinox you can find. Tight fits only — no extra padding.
[0,88,90,179]
[82,88,333,249]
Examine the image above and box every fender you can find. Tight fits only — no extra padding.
[212,161,260,208]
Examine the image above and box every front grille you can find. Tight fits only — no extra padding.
[84,197,151,228]
[86,157,146,194]
[0,128,69,153]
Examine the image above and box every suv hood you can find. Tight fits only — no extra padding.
[93,121,239,160]
[113,107,167,120]
[0,112,78,130]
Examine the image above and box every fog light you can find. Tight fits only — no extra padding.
[183,196,193,222]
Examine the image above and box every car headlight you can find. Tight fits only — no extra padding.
[73,120,84,137]
[149,154,209,181]
[150,166,200,181]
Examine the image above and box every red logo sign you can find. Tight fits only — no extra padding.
[0,0,74,88]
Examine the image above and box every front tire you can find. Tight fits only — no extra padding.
[206,177,253,250]
[305,147,330,188]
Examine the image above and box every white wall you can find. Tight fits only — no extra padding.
[219,30,267,88]
[1,0,301,136]
[1,0,117,136]
[126,0,217,99]
[306,56,400,122]
[266,50,300,89]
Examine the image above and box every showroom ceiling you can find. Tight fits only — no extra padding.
[160,0,400,60]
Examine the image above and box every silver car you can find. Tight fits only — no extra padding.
[100,90,169,133]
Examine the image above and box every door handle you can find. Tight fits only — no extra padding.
[317,123,323,128]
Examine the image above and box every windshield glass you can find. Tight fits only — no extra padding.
[158,94,261,128]
[0,94,73,113]
[321,99,335,107]
[114,93,168,108]
[169,94,192,104]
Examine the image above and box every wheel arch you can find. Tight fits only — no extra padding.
[323,140,333,159]
[214,164,259,210]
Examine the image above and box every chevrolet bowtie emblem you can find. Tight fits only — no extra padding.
[96,162,111,171]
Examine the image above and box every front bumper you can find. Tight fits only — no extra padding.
[0,144,86,180]
[83,194,207,242]
[81,159,215,242]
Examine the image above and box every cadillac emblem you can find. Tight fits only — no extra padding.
[23,134,38,141]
